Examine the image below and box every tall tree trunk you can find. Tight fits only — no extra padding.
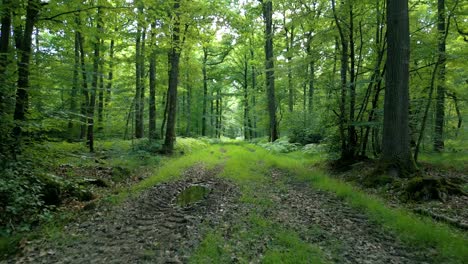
[149,23,157,140]
[382,0,416,175]
[135,16,145,138]
[183,53,191,136]
[163,0,181,154]
[243,54,250,140]
[87,7,103,153]
[201,47,208,137]
[306,33,315,115]
[0,0,12,114]
[67,29,80,140]
[105,39,114,106]
[250,46,257,139]
[348,3,357,158]
[160,88,168,140]
[13,0,40,124]
[97,38,105,131]
[215,89,220,138]
[78,25,88,140]
[434,0,446,151]
[261,0,278,142]
[139,28,146,136]
[332,0,349,159]
[284,18,294,112]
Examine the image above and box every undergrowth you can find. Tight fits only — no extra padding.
[137,143,468,263]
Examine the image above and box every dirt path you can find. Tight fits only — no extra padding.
[6,164,435,263]
[267,169,432,263]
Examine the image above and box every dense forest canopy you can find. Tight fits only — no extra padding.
[0,0,467,161]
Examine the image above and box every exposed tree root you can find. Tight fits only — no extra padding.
[405,176,467,202]
[413,208,468,231]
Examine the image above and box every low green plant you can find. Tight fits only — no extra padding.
[259,137,300,153]
[263,152,468,263]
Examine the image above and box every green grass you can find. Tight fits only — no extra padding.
[7,140,467,262]
[191,213,326,264]
[260,149,468,264]
[190,145,327,263]
[131,142,467,262]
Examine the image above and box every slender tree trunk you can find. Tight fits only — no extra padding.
[348,3,357,158]
[434,0,446,151]
[161,88,168,140]
[134,22,146,138]
[382,0,416,175]
[0,0,12,114]
[87,7,103,153]
[306,31,315,116]
[67,29,80,140]
[78,26,88,140]
[215,90,220,138]
[284,20,294,112]
[448,93,462,137]
[210,95,214,137]
[250,46,257,138]
[139,28,146,136]
[149,23,157,140]
[332,0,349,159]
[105,39,114,106]
[261,0,278,142]
[97,38,105,131]
[202,47,208,137]
[185,74,192,136]
[243,54,250,140]
[163,0,181,154]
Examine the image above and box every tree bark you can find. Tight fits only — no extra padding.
[243,54,251,140]
[149,23,157,140]
[67,28,80,140]
[261,0,278,142]
[250,45,257,138]
[105,39,114,106]
[134,10,145,139]
[78,23,88,140]
[348,3,357,158]
[163,0,181,154]
[13,0,40,123]
[434,0,446,151]
[97,39,105,131]
[201,47,208,136]
[381,0,417,175]
[331,0,349,159]
[0,0,12,114]
[284,17,294,112]
[87,7,103,153]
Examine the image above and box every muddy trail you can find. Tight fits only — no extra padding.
[5,161,442,263]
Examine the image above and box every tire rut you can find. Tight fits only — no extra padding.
[269,169,434,264]
[9,165,239,264]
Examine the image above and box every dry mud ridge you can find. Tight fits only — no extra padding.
[6,166,435,264]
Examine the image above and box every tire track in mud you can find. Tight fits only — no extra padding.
[267,169,434,264]
[6,161,439,264]
[9,165,239,264]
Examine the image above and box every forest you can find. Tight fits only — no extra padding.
[0,0,467,263]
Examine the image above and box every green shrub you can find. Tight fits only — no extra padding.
[289,128,323,145]
[0,162,46,233]
[132,139,162,154]
[259,137,300,153]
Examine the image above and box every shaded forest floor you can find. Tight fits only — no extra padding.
[1,141,468,263]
